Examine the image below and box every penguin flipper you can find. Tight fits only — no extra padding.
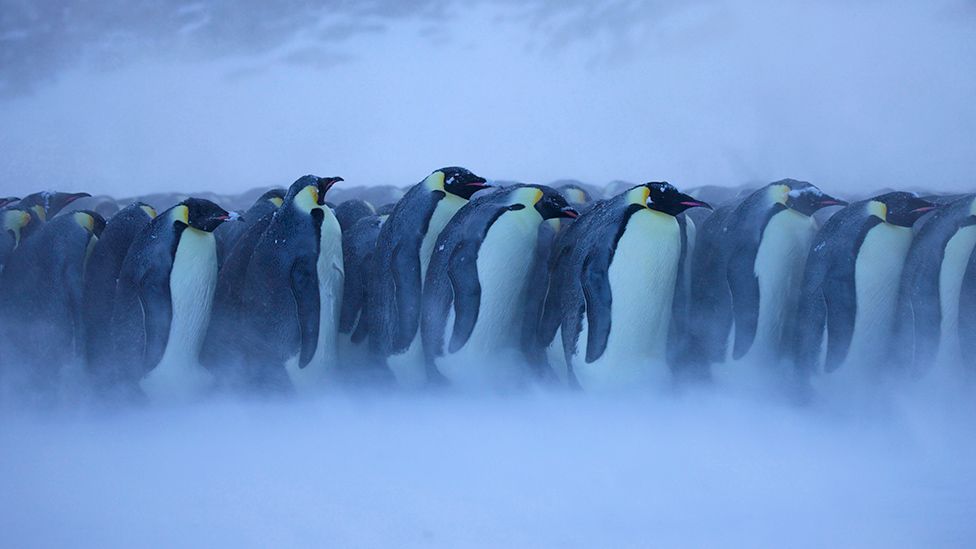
[582,249,613,363]
[823,269,856,371]
[728,248,760,360]
[447,240,482,354]
[392,240,423,352]
[138,273,173,373]
[290,257,321,368]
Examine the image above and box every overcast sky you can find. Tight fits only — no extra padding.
[1,0,974,198]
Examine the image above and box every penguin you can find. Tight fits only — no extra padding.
[421,185,578,387]
[893,194,976,376]
[334,199,376,232]
[110,198,232,400]
[0,207,32,272]
[557,183,710,390]
[238,175,344,391]
[697,180,847,370]
[82,202,157,388]
[0,197,19,209]
[793,192,936,384]
[213,188,284,265]
[16,191,92,223]
[337,213,387,380]
[555,182,594,207]
[200,199,282,384]
[367,167,488,386]
[958,247,976,375]
[0,211,104,393]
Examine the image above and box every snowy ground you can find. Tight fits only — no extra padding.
[1,385,973,548]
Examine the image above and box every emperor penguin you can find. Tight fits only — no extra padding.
[421,185,578,388]
[558,183,711,391]
[367,167,489,387]
[0,197,18,209]
[214,188,284,265]
[893,194,976,377]
[239,175,344,392]
[334,199,376,232]
[16,191,92,224]
[698,180,847,371]
[110,199,232,401]
[83,202,157,388]
[338,213,385,377]
[0,211,104,393]
[200,195,283,384]
[793,192,935,386]
[0,207,33,273]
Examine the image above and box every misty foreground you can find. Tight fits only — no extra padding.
[1,382,973,548]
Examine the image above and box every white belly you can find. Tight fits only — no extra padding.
[436,208,542,388]
[141,228,218,401]
[286,211,344,391]
[750,210,816,361]
[574,210,681,391]
[935,225,976,367]
[388,194,467,387]
[843,223,913,373]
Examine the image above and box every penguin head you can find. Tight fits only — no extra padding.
[258,188,286,208]
[2,208,32,245]
[18,191,91,221]
[531,186,579,220]
[556,184,592,206]
[176,198,233,232]
[644,182,711,215]
[0,197,19,209]
[779,181,847,216]
[73,210,106,237]
[291,175,343,212]
[870,192,937,227]
[435,167,489,200]
[135,202,158,220]
[335,199,376,231]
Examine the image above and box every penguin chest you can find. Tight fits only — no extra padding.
[751,210,816,357]
[577,210,681,389]
[141,229,218,399]
[436,209,542,386]
[937,225,976,362]
[846,223,913,366]
[286,212,344,389]
[420,194,466,279]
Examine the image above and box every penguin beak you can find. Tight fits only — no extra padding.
[679,200,712,210]
[466,177,489,188]
[560,206,579,219]
[819,198,847,207]
[911,205,936,213]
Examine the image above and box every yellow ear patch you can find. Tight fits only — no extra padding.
[867,200,887,221]
[770,184,790,204]
[73,212,94,231]
[424,171,447,191]
[269,197,284,208]
[293,185,320,213]
[32,205,46,221]
[141,205,157,219]
[626,185,651,207]
[173,205,190,224]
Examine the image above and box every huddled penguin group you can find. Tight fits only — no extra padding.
[0,171,972,404]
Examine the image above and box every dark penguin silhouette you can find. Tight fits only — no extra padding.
[334,199,376,232]
[0,211,104,393]
[421,185,578,387]
[238,175,344,391]
[793,192,935,385]
[213,188,283,265]
[893,194,976,376]
[367,167,488,387]
[83,202,157,388]
[16,191,92,223]
[0,197,19,209]
[110,199,231,400]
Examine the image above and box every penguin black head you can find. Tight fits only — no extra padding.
[0,197,19,209]
[258,188,286,208]
[179,198,233,232]
[779,181,847,216]
[18,191,92,221]
[335,199,376,231]
[533,187,579,219]
[73,210,106,237]
[645,182,711,215]
[556,184,592,206]
[438,167,489,200]
[289,175,343,212]
[871,192,936,227]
